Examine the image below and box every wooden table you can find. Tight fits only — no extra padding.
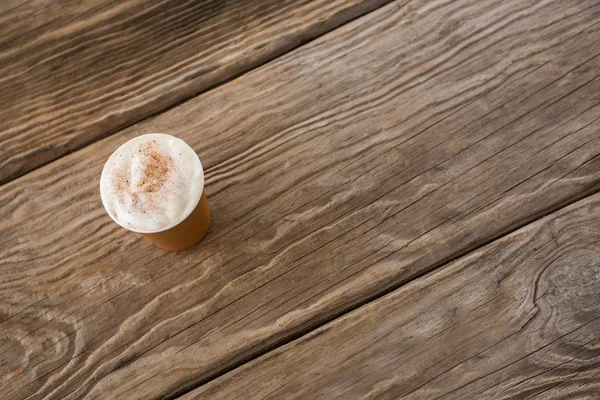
[2,0,600,398]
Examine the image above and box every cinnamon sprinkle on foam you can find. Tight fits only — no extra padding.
[100,134,204,232]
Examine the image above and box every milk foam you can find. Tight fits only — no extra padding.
[100,134,204,232]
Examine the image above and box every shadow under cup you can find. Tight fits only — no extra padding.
[142,191,211,251]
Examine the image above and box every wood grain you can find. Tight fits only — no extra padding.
[186,191,600,400]
[0,0,392,184]
[2,0,600,398]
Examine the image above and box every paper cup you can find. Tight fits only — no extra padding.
[100,133,211,251]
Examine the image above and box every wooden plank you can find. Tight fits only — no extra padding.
[0,0,392,184]
[2,0,600,398]
[186,192,600,400]
[0,0,113,48]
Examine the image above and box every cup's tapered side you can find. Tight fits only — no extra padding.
[142,191,211,251]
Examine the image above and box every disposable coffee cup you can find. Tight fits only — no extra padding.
[100,133,211,251]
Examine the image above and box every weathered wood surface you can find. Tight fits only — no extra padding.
[187,192,600,400]
[0,0,392,185]
[2,0,600,398]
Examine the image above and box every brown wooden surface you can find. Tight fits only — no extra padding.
[187,192,600,400]
[0,0,391,184]
[2,0,600,398]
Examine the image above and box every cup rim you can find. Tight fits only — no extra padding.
[100,133,204,234]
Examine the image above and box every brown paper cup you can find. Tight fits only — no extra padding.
[142,191,211,251]
[100,133,211,252]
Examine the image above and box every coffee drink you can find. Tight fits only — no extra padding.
[100,133,210,250]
